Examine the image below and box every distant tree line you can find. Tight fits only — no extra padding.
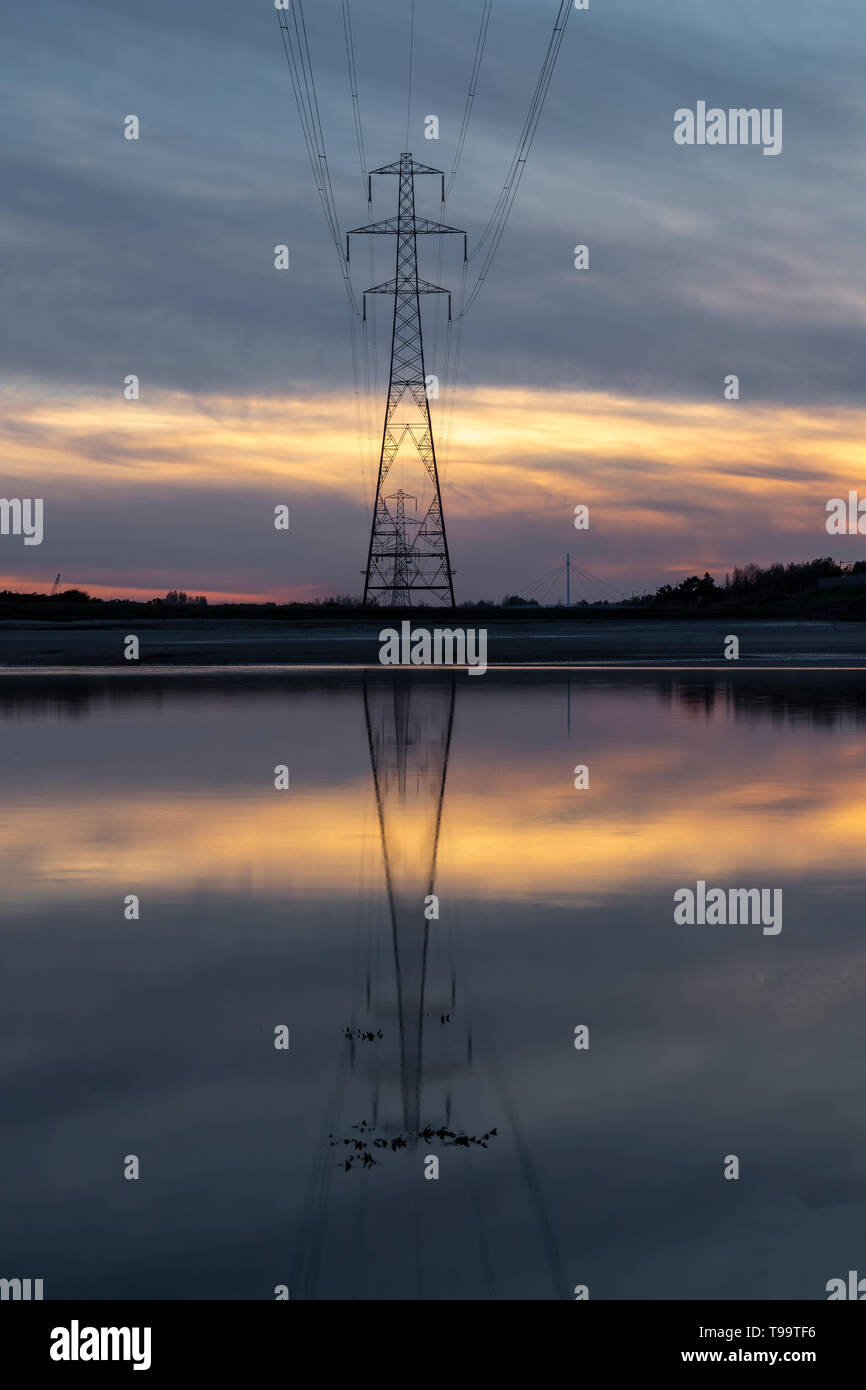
[1,559,864,611]
[157,591,208,606]
[651,557,866,607]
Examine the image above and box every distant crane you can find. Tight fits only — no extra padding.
[51,573,61,596]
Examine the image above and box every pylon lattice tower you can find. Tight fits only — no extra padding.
[349,154,466,608]
[383,489,416,607]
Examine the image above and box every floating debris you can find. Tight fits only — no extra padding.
[329,1123,499,1170]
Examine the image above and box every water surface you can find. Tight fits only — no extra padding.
[1,670,865,1299]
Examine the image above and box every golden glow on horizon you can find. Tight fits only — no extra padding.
[2,385,865,502]
[2,382,864,597]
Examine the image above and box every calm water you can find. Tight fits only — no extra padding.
[1,670,865,1300]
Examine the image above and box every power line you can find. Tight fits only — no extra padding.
[537,570,563,605]
[524,558,624,606]
[341,0,377,504]
[445,0,495,200]
[528,565,565,604]
[438,0,573,475]
[470,0,569,258]
[277,2,374,510]
[524,563,565,600]
[438,259,467,476]
[570,560,623,603]
[277,3,360,318]
[280,6,337,241]
[341,0,367,196]
[405,0,416,150]
[277,2,573,528]
[434,0,495,474]
[463,0,573,314]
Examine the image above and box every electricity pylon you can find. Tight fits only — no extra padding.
[348,154,466,608]
[384,489,417,607]
[362,677,461,1136]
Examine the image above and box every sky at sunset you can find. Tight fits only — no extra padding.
[3,0,865,602]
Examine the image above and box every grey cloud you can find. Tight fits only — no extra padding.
[1,0,864,403]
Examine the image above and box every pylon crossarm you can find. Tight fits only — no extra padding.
[413,219,464,238]
[369,157,444,178]
[349,218,464,241]
[348,218,400,237]
[365,278,451,296]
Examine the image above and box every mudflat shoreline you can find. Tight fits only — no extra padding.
[0,618,864,668]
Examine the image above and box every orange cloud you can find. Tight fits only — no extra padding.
[1,381,861,597]
[1,383,864,508]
